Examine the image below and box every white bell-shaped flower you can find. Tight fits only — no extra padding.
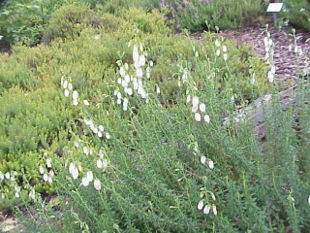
[86,171,93,182]
[204,115,210,123]
[82,177,90,187]
[203,205,211,215]
[199,103,206,112]
[94,178,101,190]
[197,200,204,210]
[195,113,201,122]
[200,156,207,164]
[72,90,79,100]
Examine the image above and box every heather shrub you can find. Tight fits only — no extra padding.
[0,53,32,93]
[42,3,103,44]
[100,0,161,15]
[0,151,56,209]
[0,87,71,156]
[0,87,73,206]
[161,0,263,31]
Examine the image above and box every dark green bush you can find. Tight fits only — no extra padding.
[0,0,73,46]
[100,0,160,15]
[283,0,310,31]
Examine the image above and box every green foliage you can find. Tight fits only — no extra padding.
[283,0,310,31]
[0,0,161,46]
[0,0,74,46]
[2,6,266,98]
[0,86,73,203]
[162,0,263,31]
[2,5,307,233]
[17,77,310,232]
[0,151,55,209]
[100,0,161,15]
[0,87,71,155]
[42,3,103,44]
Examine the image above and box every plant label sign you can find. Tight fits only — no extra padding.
[266,3,283,13]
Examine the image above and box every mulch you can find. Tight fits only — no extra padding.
[219,25,310,85]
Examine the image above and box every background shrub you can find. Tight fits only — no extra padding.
[283,0,310,31]
[0,0,74,45]
[161,0,264,31]
[0,0,161,46]
[41,3,103,44]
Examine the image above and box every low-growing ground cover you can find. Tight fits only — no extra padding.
[0,1,309,233]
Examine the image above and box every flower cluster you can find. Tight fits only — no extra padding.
[200,155,214,169]
[178,65,190,87]
[68,148,108,191]
[84,119,111,139]
[187,95,210,123]
[81,171,94,187]
[96,150,109,170]
[0,170,18,182]
[289,43,303,56]
[263,31,276,83]
[39,158,55,183]
[215,39,228,61]
[29,188,36,200]
[115,44,152,111]
[192,143,217,216]
[197,199,217,216]
[0,170,19,198]
[0,170,41,201]
[288,29,307,76]
[14,186,21,198]
[69,162,80,179]
[68,166,102,191]
[61,76,80,105]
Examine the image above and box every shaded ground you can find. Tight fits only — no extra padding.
[0,41,11,54]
